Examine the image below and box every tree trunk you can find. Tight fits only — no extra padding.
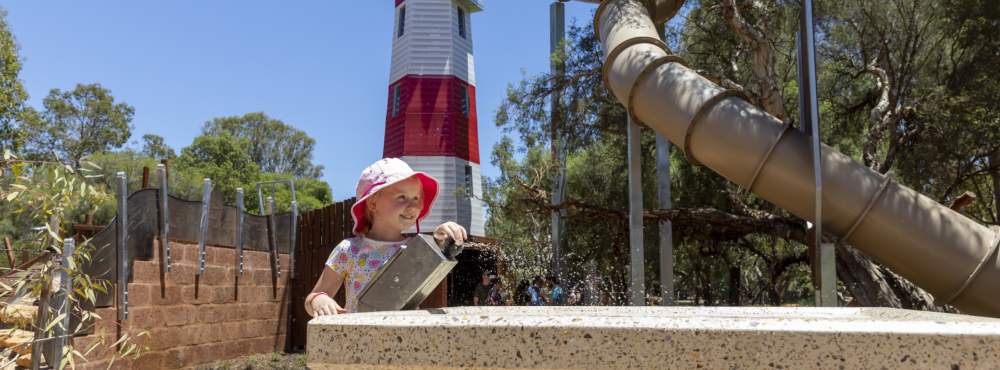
[836,242,951,311]
[835,243,902,307]
[702,275,714,306]
[991,148,1000,223]
[721,0,788,122]
[728,265,742,305]
[767,266,782,305]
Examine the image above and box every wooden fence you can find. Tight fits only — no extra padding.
[289,198,352,352]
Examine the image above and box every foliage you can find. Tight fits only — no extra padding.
[20,83,135,167]
[0,151,148,369]
[140,134,176,160]
[256,172,333,214]
[84,148,330,222]
[0,7,28,154]
[203,352,307,370]
[174,133,260,209]
[202,112,324,178]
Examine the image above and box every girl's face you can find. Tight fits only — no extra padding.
[368,177,423,233]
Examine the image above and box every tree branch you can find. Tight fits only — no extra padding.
[511,193,808,244]
[862,61,896,171]
[721,0,788,121]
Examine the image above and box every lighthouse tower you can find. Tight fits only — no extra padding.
[384,0,485,236]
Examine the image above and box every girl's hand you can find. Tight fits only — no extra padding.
[433,221,468,247]
[311,294,347,316]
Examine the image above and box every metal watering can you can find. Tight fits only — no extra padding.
[355,234,463,312]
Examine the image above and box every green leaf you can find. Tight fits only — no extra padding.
[11,162,23,176]
[45,312,66,331]
[60,349,72,369]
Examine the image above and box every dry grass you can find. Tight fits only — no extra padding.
[198,352,306,370]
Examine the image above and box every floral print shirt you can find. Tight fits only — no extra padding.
[325,236,404,313]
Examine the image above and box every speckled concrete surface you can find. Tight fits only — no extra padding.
[307,306,1000,369]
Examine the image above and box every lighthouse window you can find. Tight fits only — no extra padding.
[392,84,401,117]
[464,165,473,195]
[398,6,406,38]
[457,7,466,38]
[461,88,469,116]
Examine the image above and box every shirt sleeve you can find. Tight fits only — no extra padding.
[325,239,352,278]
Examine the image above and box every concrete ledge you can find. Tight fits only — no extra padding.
[307,306,1000,369]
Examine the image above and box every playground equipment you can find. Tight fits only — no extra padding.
[594,0,1000,316]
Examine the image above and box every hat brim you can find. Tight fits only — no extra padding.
[351,172,439,235]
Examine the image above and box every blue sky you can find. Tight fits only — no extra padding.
[5,1,595,199]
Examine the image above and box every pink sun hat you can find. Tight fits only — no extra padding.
[351,158,440,235]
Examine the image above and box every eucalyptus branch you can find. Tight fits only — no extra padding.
[2,156,147,369]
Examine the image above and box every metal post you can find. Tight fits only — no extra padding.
[288,180,298,279]
[197,178,212,276]
[549,0,567,280]
[236,188,245,275]
[32,238,75,369]
[256,183,265,216]
[267,196,279,278]
[288,179,297,205]
[627,113,645,306]
[157,164,171,272]
[797,0,836,306]
[58,238,73,353]
[116,172,128,320]
[655,134,675,305]
[290,200,298,279]
[30,282,48,370]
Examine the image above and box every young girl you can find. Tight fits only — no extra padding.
[304,158,467,316]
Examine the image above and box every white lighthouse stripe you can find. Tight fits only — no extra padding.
[400,156,485,237]
[390,0,476,86]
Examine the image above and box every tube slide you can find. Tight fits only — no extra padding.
[593,0,1000,316]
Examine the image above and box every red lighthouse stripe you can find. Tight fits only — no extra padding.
[395,0,404,6]
[383,75,480,164]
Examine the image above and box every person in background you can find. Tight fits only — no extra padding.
[488,276,505,306]
[567,286,580,305]
[548,275,565,306]
[515,279,531,305]
[473,271,492,306]
[529,276,545,306]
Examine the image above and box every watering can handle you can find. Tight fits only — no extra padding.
[441,237,462,259]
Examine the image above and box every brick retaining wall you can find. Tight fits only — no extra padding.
[73,241,290,369]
